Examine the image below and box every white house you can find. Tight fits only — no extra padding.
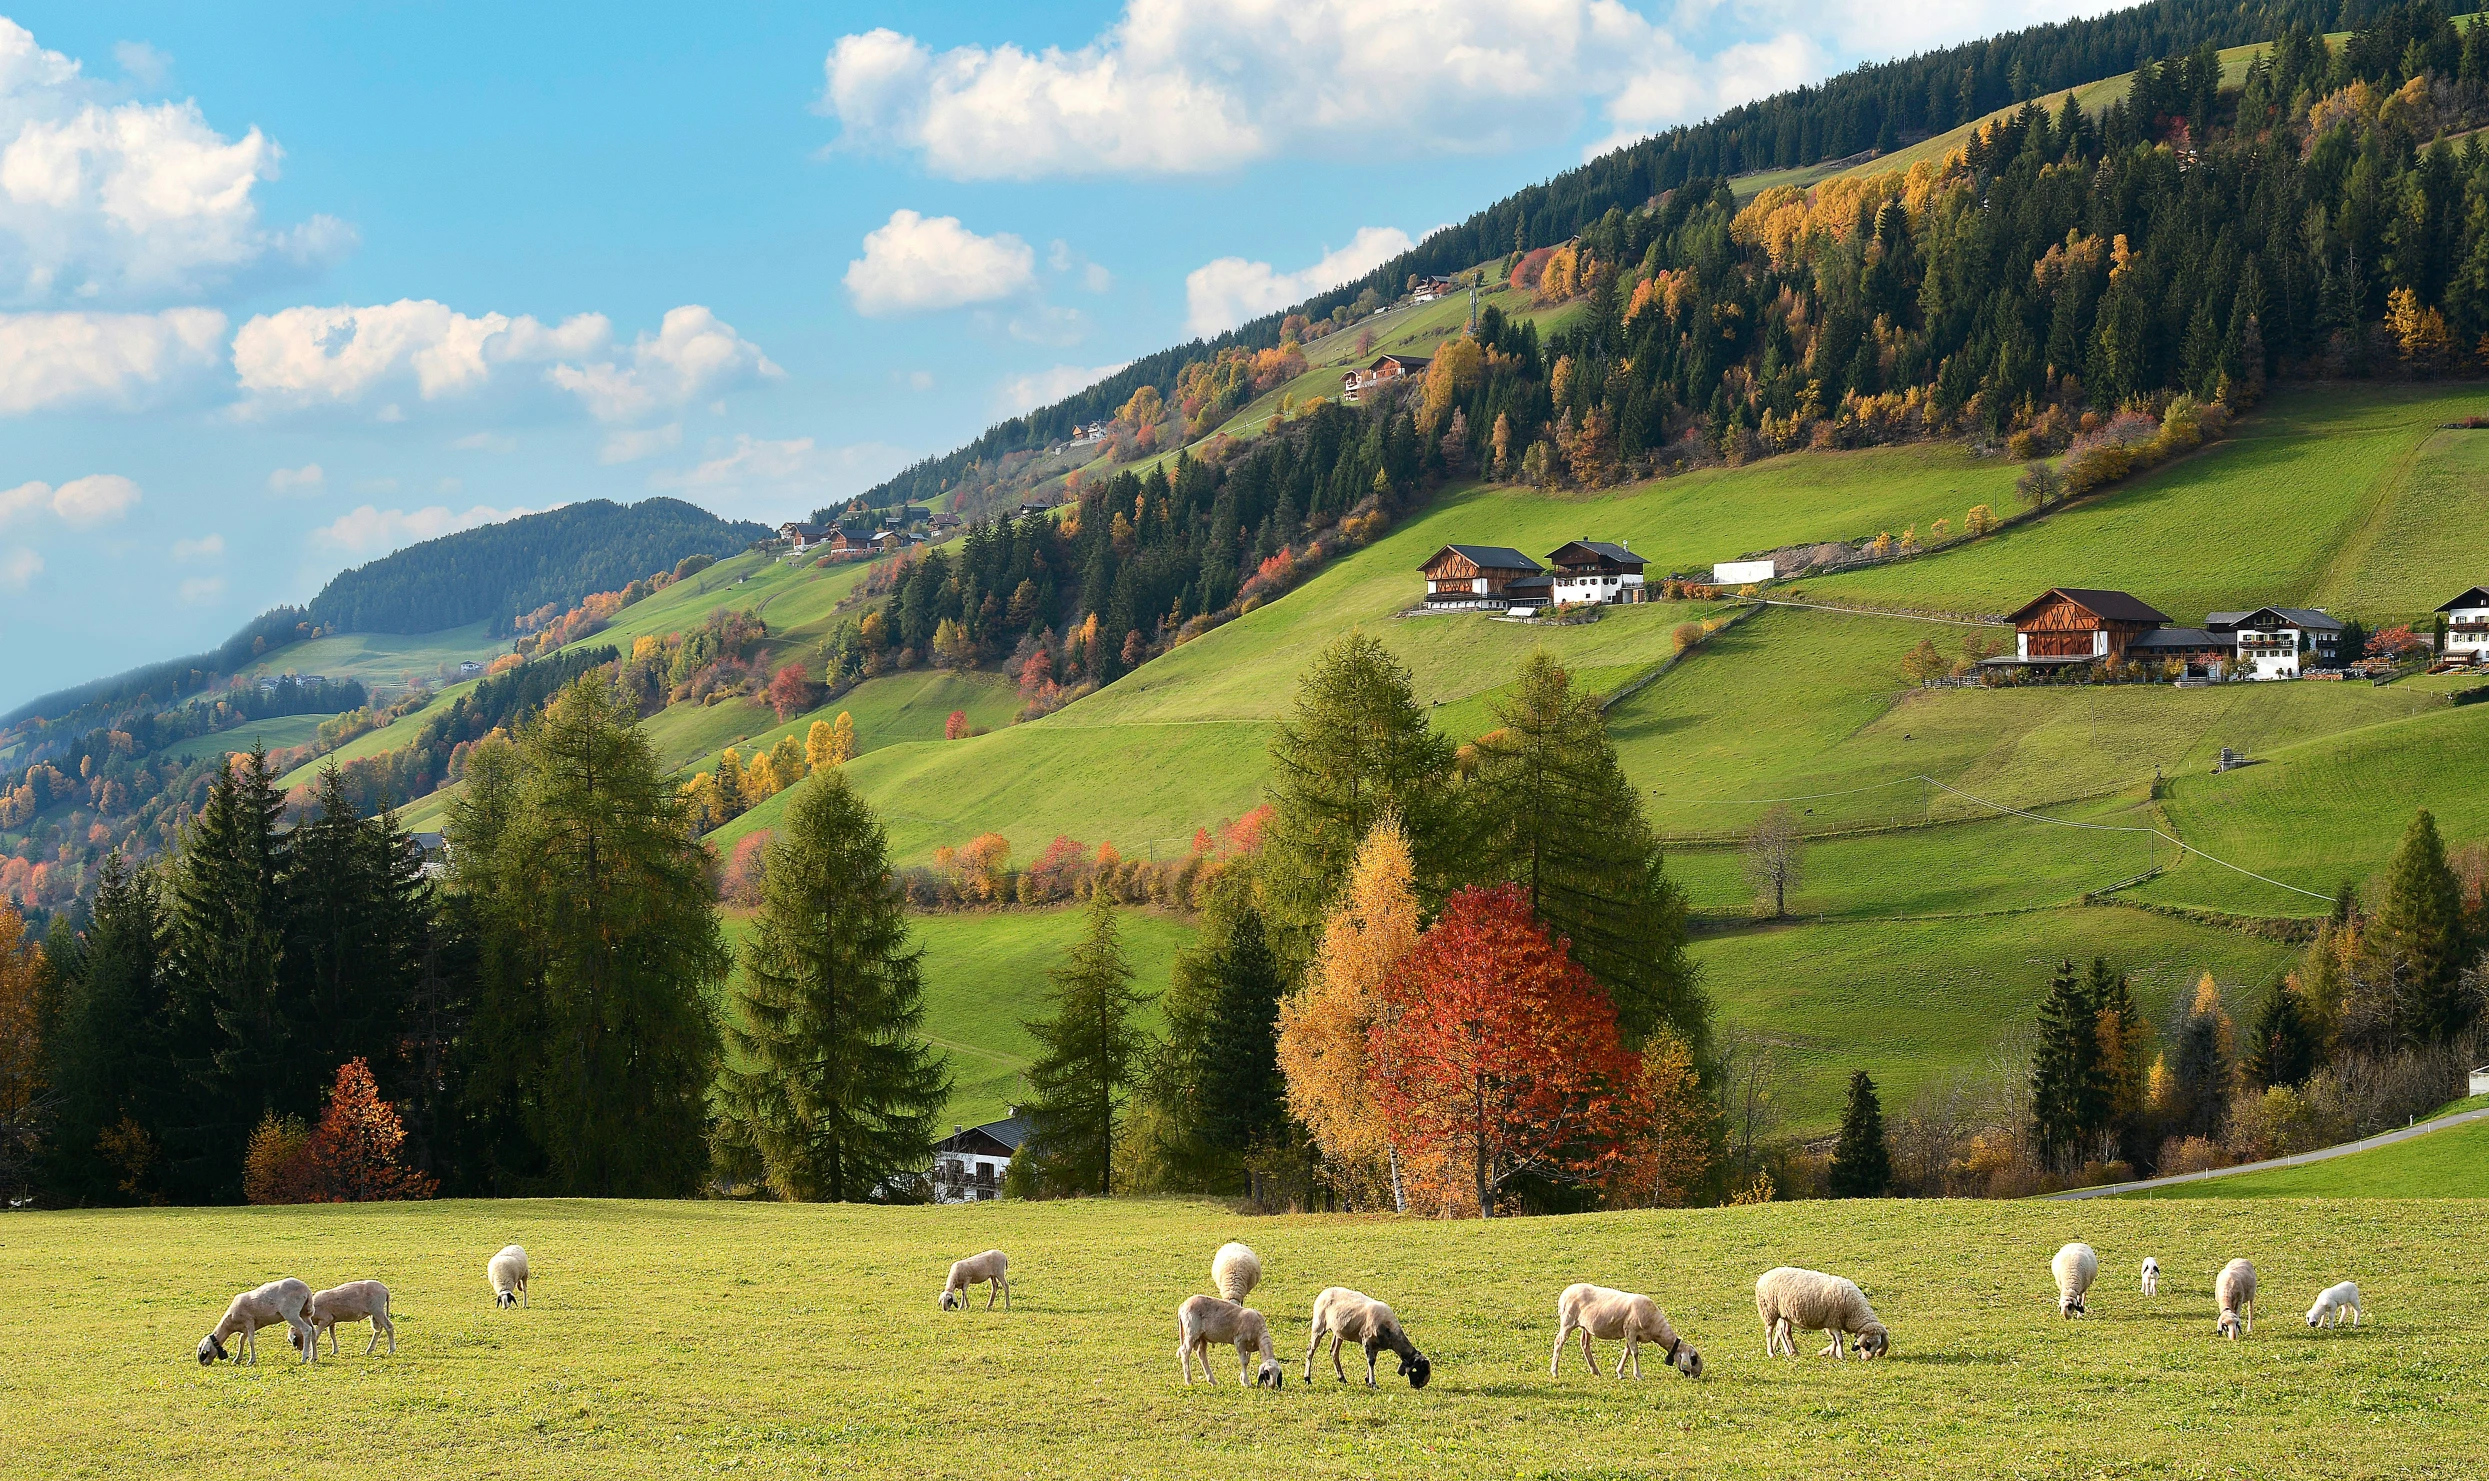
[2438,586,2489,661]
[932,1110,1027,1202]
[2205,606,2345,680]
[1713,558,1776,586]
[1546,540,1647,605]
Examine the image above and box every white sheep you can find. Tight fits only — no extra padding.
[2306,1280,2363,1330]
[303,1279,395,1357]
[1755,1266,1889,1360]
[938,1250,1011,1311]
[1211,1242,1262,1303]
[488,1244,529,1309]
[1303,1287,1430,1389]
[2051,1242,2099,1318]
[2140,1257,2159,1298]
[1551,1283,1702,1380]
[2216,1258,2257,1339]
[1176,1294,1283,1387]
[197,1277,317,1366]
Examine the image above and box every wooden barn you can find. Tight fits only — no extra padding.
[2004,588,2173,663]
[1419,544,1542,609]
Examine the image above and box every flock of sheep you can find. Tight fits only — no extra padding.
[194,1244,527,1366]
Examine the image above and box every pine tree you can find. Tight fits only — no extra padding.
[38,853,169,1203]
[2367,809,2472,1044]
[1022,887,1150,1195]
[718,770,951,1202]
[1196,902,1288,1159]
[1827,1071,1891,1198]
[2243,978,2317,1089]
[2029,960,2101,1171]
[282,766,427,1118]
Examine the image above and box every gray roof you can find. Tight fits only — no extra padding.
[1548,540,1645,569]
[2207,607,2343,632]
[1428,543,1542,573]
[2129,627,2233,650]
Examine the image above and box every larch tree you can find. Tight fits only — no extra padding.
[0,905,48,1203]
[302,1057,437,1202]
[717,770,951,1202]
[1022,886,1151,1195]
[1275,815,1419,1206]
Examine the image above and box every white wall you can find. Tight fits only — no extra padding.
[1713,559,1775,585]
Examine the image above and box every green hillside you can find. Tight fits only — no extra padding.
[157,712,340,762]
[2130,1107,2489,1198]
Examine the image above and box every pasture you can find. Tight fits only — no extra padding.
[9,1195,2479,1478]
[2129,1106,2489,1201]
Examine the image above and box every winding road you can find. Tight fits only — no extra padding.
[2047,1104,2489,1200]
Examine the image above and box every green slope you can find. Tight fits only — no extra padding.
[159,711,340,762]
[2130,1109,2489,1198]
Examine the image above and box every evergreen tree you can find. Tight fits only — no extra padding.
[449,677,725,1197]
[2087,958,2147,1163]
[717,770,951,1202]
[38,853,168,1203]
[2029,960,2102,1171]
[1022,887,1151,1195]
[2243,978,2317,1089]
[1827,1071,1892,1198]
[1196,902,1289,1159]
[282,766,428,1117]
[2366,808,2472,1044]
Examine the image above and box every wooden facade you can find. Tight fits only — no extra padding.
[1419,544,1541,603]
[2006,588,2172,661]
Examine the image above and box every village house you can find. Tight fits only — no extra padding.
[2438,585,2489,661]
[932,1109,1027,1203]
[1343,353,1430,404]
[2206,606,2345,679]
[2000,588,2175,665]
[1418,544,1542,610]
[1546,540,1647,605]
[777,521,834,551]
[1410,275,1457,303]
[1016,500,1056,518]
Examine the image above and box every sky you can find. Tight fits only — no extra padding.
[0,0,2118,710]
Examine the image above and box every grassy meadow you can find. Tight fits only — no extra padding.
[8,1194,2482,1478]
[2129,1115,2489,1200]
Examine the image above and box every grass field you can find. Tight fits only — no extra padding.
[238,621,508,690]
[2130,1114,2489,1200]
[10,1194,2481,1478]
[677,671,1022,781]
[159,712,339,762]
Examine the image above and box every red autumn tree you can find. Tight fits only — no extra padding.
[944,709,970,740]
[303,1059,437,1202]
[1370,884,1649,1217]
[768,661,816,721]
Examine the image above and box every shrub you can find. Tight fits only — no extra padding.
[243,1113,315,1205]
[1672,623,1706,654]
[2156,1134,2229,1176]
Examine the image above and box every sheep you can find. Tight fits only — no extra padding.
[1176,1295,1283,1388]
[1211,1242,1262,1303]
[1755,1266,1890,1360]
[2216,1258,2257,1340]
[2306,1280,2363,1330]
[1302,1287,1430,1389]
[2140,1257,2160,1298]
[197,1278,317,1366]
[937,1250,1011,1312]
[2051,1242,2100,1318]
[1551,1283,1703,1380]
[488,1244,529,1309]
[303,1280,395,1357]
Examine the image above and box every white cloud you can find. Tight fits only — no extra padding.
[0,18,350,305]
[1184,226,1411,338]
[0,546,37,588]
[0,306,224,413]
[171,532,223,561]
[0,472,139,527]
[1589,31,1826,157]
[844,208,1036,316]
[112,41,171,91]
[895,368,935,392]
[450,430,515,452]
[600,422,680,464]
[230,299,608,409]
[266,462,323,494]
[177,574,223,603]
[309,502,532,557]
[994,361,1128,416]
[545,305,780,421]
[653,434,820,489]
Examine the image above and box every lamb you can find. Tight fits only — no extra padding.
[1302,1287,1430,1389]
[2216,1258,2257,1339]
[937,1250,1011,1312]
[1176,1295,1283,1387]
[1551,1283,1703,1380]
[1755,1266,1890,1360]
[197,1277,317,1366]
[303,1280,395,1357]
[1211,1242,1262,1303]
[2051,1242,2100,1318]
[2306,1280,2363,1330]
[488,1244,529,1309]
[2140,1257,2160,1298]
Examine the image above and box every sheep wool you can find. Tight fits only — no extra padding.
[1303,1287,1431,1389]
[488,1245,530,1309]
[1755,1266,1890,1360]
[2216,1259,2258,1339]
[1211,1242,1262,1303]
[306,1279,396,1357]
[1176,1294,1283,1388]
[939,1250,1012,1312]
[1552,1283,1702,1380]
[2051,1243,2100,1318]
[2306,1280,2363,1330]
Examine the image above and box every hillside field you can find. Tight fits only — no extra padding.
[2129,1105,2489,1200]
[8,1195,2482,1478]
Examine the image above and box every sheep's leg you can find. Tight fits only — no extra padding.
[1330,1333,1348,1383]
[1302,1327,1321,1383]
[1617,1339,1640,1380]
[1577,1328,1597,1375]
[1178,1338,1195,1385]
[1000,1274,1011,1311]
[1363,1339,1380,1388]
[1550,1321,1570,1377]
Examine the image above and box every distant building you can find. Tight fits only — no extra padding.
[932,1110,1027,1202]
[2206,606,2344,679]
[1418,543,1543,610]
[2002,588,2174,664]
[777,521,834,550]
[1712,558,1777,586]
[930,512,963,533]
[2438,585,2489,660]
[1410,275,1457,303]
[1547,540,1646,605]
[1343,353,1430,404]
[459,660,484,676]
[1016,500,1055,518]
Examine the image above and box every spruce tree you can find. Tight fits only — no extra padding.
[1196,902,1289,1159]
[2243,978,2317,1089]
[2368,809,2472,1044]
[1022,887,1150,1195]
[39,853,168,1203]
[717,770,951,1202]
[1827,1071,1891,1197]
[2086,957,2145,1160]
[2029,960,2100,1171]
[282,766,427,1116]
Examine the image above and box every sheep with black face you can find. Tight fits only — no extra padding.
[197,1278,317,1366]
[1303,1287,1430,1389]
[938,1249,1011,1312]
[1176,1295,1283,1388]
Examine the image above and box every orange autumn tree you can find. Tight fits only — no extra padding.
[1370,884,1649,1218]
[1275,816,1418,1207]
[0,906,46,1201]
[303,1058,437,1202]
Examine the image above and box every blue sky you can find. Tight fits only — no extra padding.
[0,0,2107,709]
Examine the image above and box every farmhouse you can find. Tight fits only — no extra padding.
[932,1109,1027,1202]
[2206,606,2345,679]
[777,522,834,551]
[1411,275,1457,302]
[1419,544,1543,609]
[2003,588,2174,664]
[1344,353,1430,404]
[2438,586,2489,660]
[1546,540,1647,605]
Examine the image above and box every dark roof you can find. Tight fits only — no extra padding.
[1547,540,1645,569]
[1506,574,1553,591]
[1424,543,1542,573]
[1369,353,1432,371]
[2436,586,2489,611]
[2129,627,2233,650]
[2208,607,2344,633]
[2005,587,2172,625]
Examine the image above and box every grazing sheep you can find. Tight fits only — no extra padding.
[1754,1266,1890,1360]
[488,1245,529,1309]
[2216,1259,2257,1340]
[197,1278,317,1366]
[1211,1242,1262,1303]
[303,1280,395,1357]
[2051,1242,2100,1318]
[1302,1287,1430,1389]
[938,1250,1011,1312]
[2306,1280,2363,1330]
[2140,1257,2160,1298]
[1551,1283,1703,1380]
[1176,1295,1283,1388]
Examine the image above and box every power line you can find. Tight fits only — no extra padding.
[1919,776,2332,902]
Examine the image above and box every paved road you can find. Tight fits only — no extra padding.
[2048,1105,2489,1200]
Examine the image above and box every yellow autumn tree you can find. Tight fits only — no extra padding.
[716,748,748,813]
[741,752,781,804]
[1418,336,1483,432]
[1275,815,1418,1206]
[804,719,838,772]
[767,733,807,791]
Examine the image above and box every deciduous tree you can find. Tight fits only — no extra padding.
[1276,817,1417,1202]
[302,1057,437,1202]
[1742,805,1804,919]
[0,906,48,1202]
